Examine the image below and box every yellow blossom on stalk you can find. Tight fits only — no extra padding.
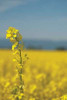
[6,27,22,43]
[12,42,18,50]
[6,27,24,100]
[18,93,24,99]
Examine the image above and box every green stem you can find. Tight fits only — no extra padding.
[18,48,24,94]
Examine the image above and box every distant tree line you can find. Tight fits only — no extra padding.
[56,47,67,50]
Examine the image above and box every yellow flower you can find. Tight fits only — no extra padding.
[6,33,12,39]
[13,50,19,55]
[14,29,19,34]
[18,93,24,99]
[6,27,22,42]
[10,37,16,42]
[12,42,18,50]
[13,34,17,38]
[13,58,16,62]
[5,82,10,88]
[30,85,36,93]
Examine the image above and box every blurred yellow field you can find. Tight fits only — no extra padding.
[0,50,67,100]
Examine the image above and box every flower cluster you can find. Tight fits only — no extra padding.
[6,27,22,50]
[6,27,22,42]
[6,27,24,100]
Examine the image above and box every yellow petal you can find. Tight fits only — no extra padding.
[6,33,11,38]
[13,34,17,37]
[13,50,19,55]
[10,37,16,42]
[14,29,19,33]
[13,59,16,62]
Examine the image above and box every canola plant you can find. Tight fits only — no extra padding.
[6,27,25,100]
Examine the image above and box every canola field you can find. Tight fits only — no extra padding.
[0,50,67,100]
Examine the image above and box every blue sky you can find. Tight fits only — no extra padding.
[0,0,67,40]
